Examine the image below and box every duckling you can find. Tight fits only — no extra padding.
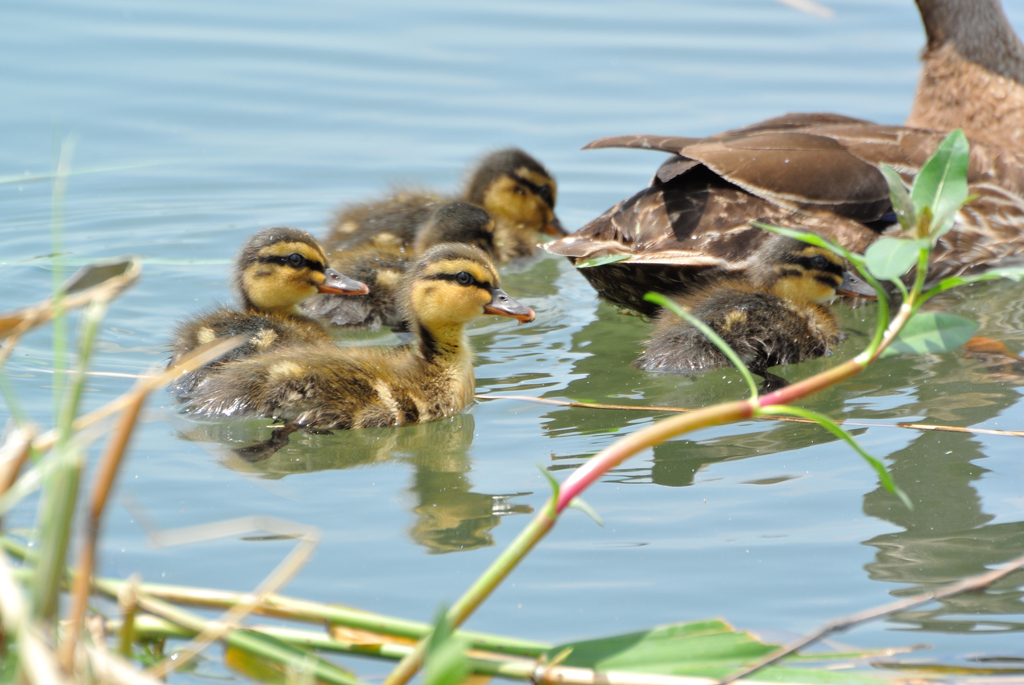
[181,243,535,430]
[327,148,564,262]
[303,201,495,329]
[168,226,368,396]
[637,236,867,384]
[546,0,1024,315]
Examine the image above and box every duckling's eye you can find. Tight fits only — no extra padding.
[287,253,305,268]
[536,185,554,208]
[809,256,829,270]
[455,271,473,286]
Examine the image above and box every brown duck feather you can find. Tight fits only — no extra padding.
[551,1,1024,313]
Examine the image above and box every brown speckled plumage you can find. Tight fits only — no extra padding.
[637,236,846,378]
[305,201,494,329]
[181,244,535,430]
[325,149,562,263]
[168,227,366,397]
[548,0,1024,314]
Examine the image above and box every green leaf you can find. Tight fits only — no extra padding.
[544,619,884,684]
[575,254,631,269]
[538,464,561,517]
[977,266,1024,282]
[645,292,759,399]
[928,266,1024,295]
[758,406,911,510]
[910,129,969,235]
[863,237,922,281]
[882,312,979,357]
[929,193,976,239]
[567,497,604,526]
[424,608,470,685]
[752,222,865,267]
[879,165,915,232]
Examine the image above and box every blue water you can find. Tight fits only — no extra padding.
[4,0,1024,681]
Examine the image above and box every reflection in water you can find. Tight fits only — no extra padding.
[176,413,532,554]
[409,462,532,555]
[540,279,1024,631]
[862,352,1024,634]
[861,285,1024,632]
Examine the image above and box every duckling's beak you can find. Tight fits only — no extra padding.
[836,271,877,300]
[541,215,568,237]
[484,288,536,324]
[318,268,370,296]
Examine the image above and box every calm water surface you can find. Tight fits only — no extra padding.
[5,0,1024,680]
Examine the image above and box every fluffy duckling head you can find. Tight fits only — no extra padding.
[402,243,535,336]
[750,236,868,304]
[463,148,565,239]
[234,226,368,313]
[413,201,496,257]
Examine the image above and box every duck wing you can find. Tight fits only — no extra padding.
[550,113,1024,312]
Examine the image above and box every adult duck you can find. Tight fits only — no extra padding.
[545,0,1024,315]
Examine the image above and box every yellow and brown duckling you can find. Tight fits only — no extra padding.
[181,243,535,430]
[637,236,870,384]
[327,148,564,262]
[303,201,495,330]
[546,0,1024,315]
[168,226,368,396]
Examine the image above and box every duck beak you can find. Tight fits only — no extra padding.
[484,288,535,324]
[541,214,568,237]
[836,271,877,299]
[318,268,370,296]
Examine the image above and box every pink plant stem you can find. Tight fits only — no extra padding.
[555,356,874,513]
[556,399,753,513]
[388,295,916,685]
[756,358,865,409]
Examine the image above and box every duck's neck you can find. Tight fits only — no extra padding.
[907,0,1024,151]
[414,321,473,368]
[243,297,299,318]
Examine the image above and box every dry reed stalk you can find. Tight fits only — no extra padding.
[30,335,244,455]
[0,258,142,345]
[0,426,36,496]
[718,550,1024,684]
[138,516,320,679]
[59,387,149,670]
[91,578,548,656]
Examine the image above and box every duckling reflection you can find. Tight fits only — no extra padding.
[176,414,533,554]
[960,336,1024,383]
[402,416,532,554]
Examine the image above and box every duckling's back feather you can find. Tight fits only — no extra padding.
[637,290,843,376]
[302,248,411,329]
[327,192,443,253]
[182,335,474,430]
[168,307,334,397]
